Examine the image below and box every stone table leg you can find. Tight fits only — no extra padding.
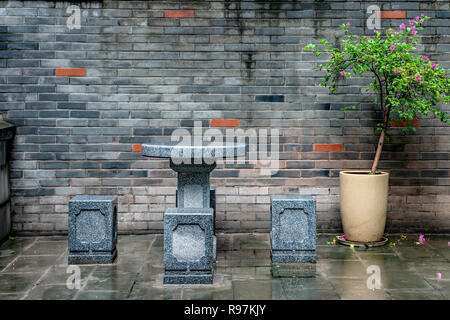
[163,160,216,284]
[170,160,215,209]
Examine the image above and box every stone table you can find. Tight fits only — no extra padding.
[142,141,245,284]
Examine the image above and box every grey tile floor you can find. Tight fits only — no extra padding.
[0,233,448,300]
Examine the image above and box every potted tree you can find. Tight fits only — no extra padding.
[304,16,449,243]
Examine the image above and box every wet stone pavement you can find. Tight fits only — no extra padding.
[0,233,448,300]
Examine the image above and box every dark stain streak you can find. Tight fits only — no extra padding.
[225,0,254,80]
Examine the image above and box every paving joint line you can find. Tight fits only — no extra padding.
[20,249,66,300]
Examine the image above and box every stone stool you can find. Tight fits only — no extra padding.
[68,195,118,264]
[270,195,316,263]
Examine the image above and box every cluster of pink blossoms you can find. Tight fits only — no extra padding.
[422,55,438,69]
[418,234,425,244]
[393,15,441,83]
[390,42,399,51]
[399,14,424,33]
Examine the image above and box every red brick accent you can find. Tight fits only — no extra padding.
[391,119,420,127]
[314,144,344,152]
[377,11,406,19]
[55,68,86,77]
[210,119,239,127]
[164,10,194,18]
[132,144,142,152]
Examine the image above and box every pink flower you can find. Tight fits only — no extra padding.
[448,241,450,246]
[328,55,332,60]
[400,23,406,30]
[419,20,424,24]
[411,29,417,35]
[390,45,396,51]
[409,20,414,25]
[422,55,430,61]
[416,16,420,21]
[395,43,399,46]
[431,62,437,70]
[341,236,347,241]
[345,22,351,27]
[340,70,346,76]
[436,273,442,280]
[394,69,403,74]
[366,36,371,40]
[418,234,425,243]
[421,14,425,18]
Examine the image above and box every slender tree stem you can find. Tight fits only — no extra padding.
[371,106,391,174]
[369,66,389,174]
[371,126,386,174]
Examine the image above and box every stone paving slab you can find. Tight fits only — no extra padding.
[0,233,448,300]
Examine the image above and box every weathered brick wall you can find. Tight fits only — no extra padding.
[1,0,449,235]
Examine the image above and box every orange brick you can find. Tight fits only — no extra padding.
[377,11,406,19]
[55,68,86,77]
[132,144,142,152]
[210,119,239,127]
[314,144,343,152]
[164,10,194,18]
[391,119,420,127]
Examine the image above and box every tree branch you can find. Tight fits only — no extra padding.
[371,64,384,112]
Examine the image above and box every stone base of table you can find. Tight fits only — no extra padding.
[271,250,316,264]
[164,270,213,285]
[163,208,214,285]
[68,248,117,264]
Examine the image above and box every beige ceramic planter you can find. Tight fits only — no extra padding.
[339,171,389,242]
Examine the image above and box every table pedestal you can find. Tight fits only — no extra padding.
[170,160,215,209]
[163,208,214,284]
[164,161,216,284]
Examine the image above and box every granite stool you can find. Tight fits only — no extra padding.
[270,195,316,263]
[68,195,118,264]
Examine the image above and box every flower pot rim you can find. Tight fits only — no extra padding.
[340,170,389,177]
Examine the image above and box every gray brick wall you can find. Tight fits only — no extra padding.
[1,0,449,234]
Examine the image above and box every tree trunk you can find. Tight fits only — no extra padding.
[370,126,386,174]
[371,110,390,174]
